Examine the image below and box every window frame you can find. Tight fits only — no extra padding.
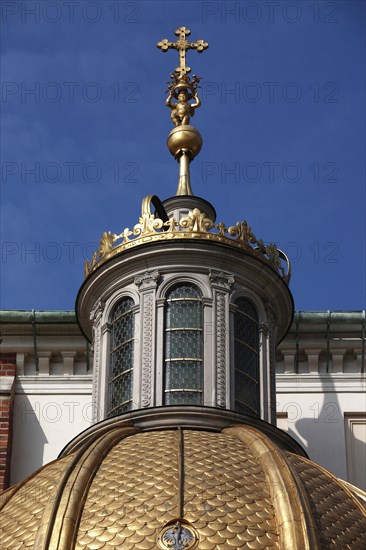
[107,296,135,417]
[233,296,260,416]
[163,283,204,406]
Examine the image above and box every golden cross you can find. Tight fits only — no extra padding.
[157,26,208,78]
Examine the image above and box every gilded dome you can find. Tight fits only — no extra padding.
[0,417,365,550]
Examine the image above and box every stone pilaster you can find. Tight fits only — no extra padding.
[15,352,26,376]
[265,304,277,425]
[306,349,322,374]
[38,351,51,375]
[61,351,76,376]
[282,350,296,373]
[135,270,159,408]
[90,299,104,422]
[209,270,234,408]
[332,350,345,373]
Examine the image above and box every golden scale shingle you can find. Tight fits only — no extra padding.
[75,431,179,550]
[286,453,366,549]
[0,455,74,549]
[1,424,365,549]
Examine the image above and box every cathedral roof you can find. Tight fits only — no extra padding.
[1,419,365,549]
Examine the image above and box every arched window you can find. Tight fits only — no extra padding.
[234,297,259,416]
[107,297,134,417]
[164,283,203,405]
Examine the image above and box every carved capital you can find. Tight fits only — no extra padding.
[265,303,277,327]
[135,270,160,290]
[90,299,104,323]
[209,269,234,290]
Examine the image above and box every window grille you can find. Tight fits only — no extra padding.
[164,284,203,405]
[107,297,134,417]
[234,297,259,416]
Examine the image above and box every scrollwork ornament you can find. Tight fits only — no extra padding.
[180,208,214,232]
[133,213,164,237]
[89,299,104,323]
[215,221,227,236]
[227,220,252,242]
[98,231,116,259]
[265,243,282,273]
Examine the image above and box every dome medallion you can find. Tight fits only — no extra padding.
[158,520,198,550]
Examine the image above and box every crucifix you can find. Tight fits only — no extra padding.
[157,26,208,78]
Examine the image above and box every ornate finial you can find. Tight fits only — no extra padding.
[165,73,201,127]
[157,26,208,79]
[157,28,208,196]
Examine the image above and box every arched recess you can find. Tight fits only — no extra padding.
[102,286,140,327]
[156,273,212,302]
[163,282,204,405]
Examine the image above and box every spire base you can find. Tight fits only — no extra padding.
[177,151,193,195]
[162,195,216,223]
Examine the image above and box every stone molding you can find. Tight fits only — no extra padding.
[15,375,93,394]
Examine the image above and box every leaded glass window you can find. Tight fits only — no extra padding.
[107,297,134,417]
[164,284,203,405]
[234,297,259,416]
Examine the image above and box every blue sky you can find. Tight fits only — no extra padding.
[1,0,365,311]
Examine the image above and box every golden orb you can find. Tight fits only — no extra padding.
[167,125,202,159]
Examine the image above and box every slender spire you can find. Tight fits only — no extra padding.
[157,27,208,196]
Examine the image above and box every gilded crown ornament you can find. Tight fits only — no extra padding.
[84,195,291,283]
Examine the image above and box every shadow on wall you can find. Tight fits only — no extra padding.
[292,365,365,490]
[10,393,48,486]
[293,373,342,466]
